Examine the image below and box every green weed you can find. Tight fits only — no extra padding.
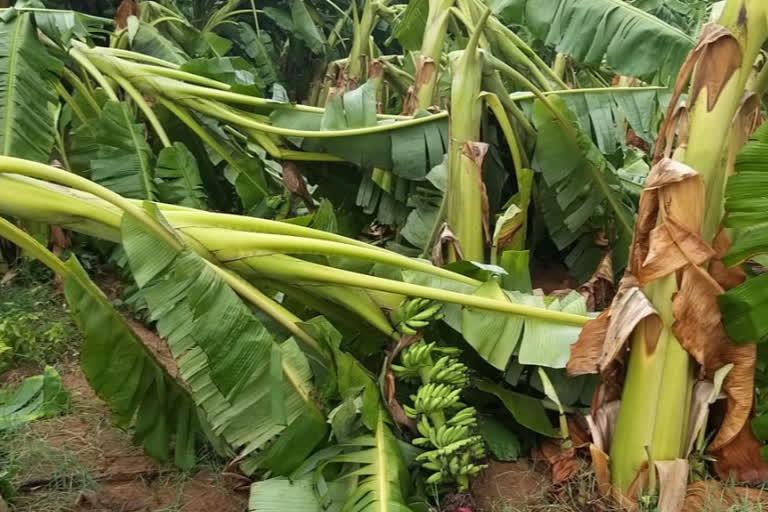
[0,264,81,371]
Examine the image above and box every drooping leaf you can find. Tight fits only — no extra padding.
[225,22,279,86]
[155,142,209,209]
[270,91,448,179]
[474,379,557,437]
[404,271,587,369]
[33,9,109,47]
[129,17,189,64]
[71,100,156,199]
[0,9,61,162]
[461,279,524,370]
[498,0,695,83]
[64,257,202,468]
[181,57,265,96]
[121,213,327,473]
[532,96,634,281]
[0,367,69,431]
[393,0,429,51]
[289,0,325,54]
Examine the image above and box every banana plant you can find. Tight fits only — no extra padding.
[567,0,768,500]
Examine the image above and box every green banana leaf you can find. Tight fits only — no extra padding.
[129,18,189,64]
[531,95,635,281]
[0,216,207,467]
[495,0,695,83]
[121,212,327,474]
[155,142,209,210]
[71,100,157,200]
[404,271,587,370]
[0,8,61,162]
[0,367,69,431]
[270,81,448,179]
[719,122,768,343]
[64,257,204,468]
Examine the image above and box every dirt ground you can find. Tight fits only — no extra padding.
[1,363,248,512]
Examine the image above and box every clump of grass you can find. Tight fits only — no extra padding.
[0,262,82,371]
[0,427,96,511]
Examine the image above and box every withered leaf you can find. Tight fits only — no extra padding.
[710,421,768,484]
[655,459,689,512]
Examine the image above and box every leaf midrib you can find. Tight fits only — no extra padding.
[118,105,155,200]
[375,416,388,512]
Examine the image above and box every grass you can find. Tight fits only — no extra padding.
[0,262,82,372]
[479,463,768,512]
[0,427,97,512]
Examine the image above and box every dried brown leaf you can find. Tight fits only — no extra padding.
[461,142,492,243]
[630,159,704,280]
[115,0,139,29]
[536,441,580,484]
[567,278,659,378]
[431,223,464,266]
[683,480,768,512]
[710,229,746,289]
[590,445,611,497]
[672,265,755,451]
[567,309,609,377]
[579,251,615,311]
[567,415,591,448]
[636,218,714,285]
[586,401,620,453]
[401,58,437,115]
[689,25,742,112]
[711,421,768,483]
[382,334,421,432]
[282,162,315,211]
[653,24,739,162]
[655,459,688,512]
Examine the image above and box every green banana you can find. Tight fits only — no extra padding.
[394,298,444,335]
[394,339,487,491]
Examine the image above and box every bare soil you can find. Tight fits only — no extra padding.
[2,364,247,512]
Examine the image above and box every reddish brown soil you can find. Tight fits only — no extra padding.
[471,460,551,511]
[5,364,247,512]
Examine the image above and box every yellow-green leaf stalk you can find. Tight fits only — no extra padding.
[610,0,768,492]
[0,157,590,336]
[402,0,455,113]
[444,9,490,263]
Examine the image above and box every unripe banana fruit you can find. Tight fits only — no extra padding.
[394,339,486,492]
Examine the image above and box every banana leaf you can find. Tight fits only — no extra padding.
[496,0,694,83]
[121,212,327,474]
[0,8,61,162]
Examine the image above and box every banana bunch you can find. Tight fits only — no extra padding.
[394,340,486,491]
[405,383,463,416]
[393,298,443,336]
[392,341,465,383]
